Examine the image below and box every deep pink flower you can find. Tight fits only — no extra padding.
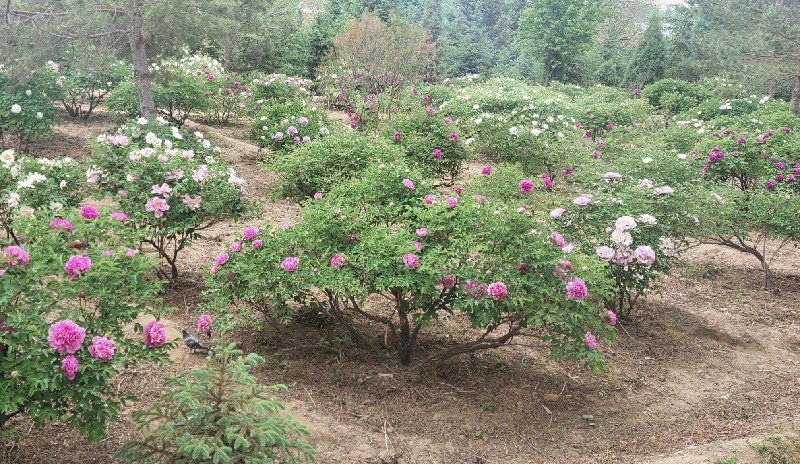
[281,257,299,272]
[402,253,419,269]
[50,219,73,233]
[252,239,263,249]
[393,131,401,142]
[197,314,213,336]
[423,194,438,205]
[446,197,458,208]
[88,336,114,362]
[603,309,617,326]
[416,228,427,237]
[440,276,457,289]
[402,179,415,190]
[330,254,348,268]
[454,185,463,195]
[519,179,534,194]
[143,321,167,348]
[433,148,442,159]
[80,205,98,220]
[449,132,458,141]
[242,226,259,240]
[213,252,229,267]
[592,150,600,159]
[566,278,588,300]
[550,232,566,248]
[62,355,79,380]
[2,246,30,266]
[313,192,323,200]
[48,320,86,354]
[584,331,597,350]
[487,281,508,300]
[64,255,91,279]
[481,165,492,175]
[410,240,423,251]
[229,241,242,253]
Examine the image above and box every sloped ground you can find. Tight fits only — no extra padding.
[4,114,799,464]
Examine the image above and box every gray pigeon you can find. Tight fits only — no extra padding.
[181,329,210,353]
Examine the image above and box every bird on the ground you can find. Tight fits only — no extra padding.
[181,329,210,353]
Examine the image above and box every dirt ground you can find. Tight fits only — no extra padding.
[3,111,799,464]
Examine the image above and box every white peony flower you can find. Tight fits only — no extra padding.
[11,104,22,114]
[615,216,637,231]
[137,117,148,125]
[638,214,657,225]
[36,112,43,119]
[642,157,653,164]
[0,149,14,165]
[610,229,633,246]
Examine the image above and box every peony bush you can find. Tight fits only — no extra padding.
[0,206,171,440]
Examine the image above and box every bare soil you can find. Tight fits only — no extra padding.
[3,113,799,464]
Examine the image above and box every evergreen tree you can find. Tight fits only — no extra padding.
[625,13,666,88]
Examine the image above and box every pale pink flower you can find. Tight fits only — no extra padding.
[416,228,427,237]
[596,246,615,261]
[572,195,591,206]
[48,320,86,354]
[423,194,438,205]
[88,336,114,362]
[566,278,588,300]
[182,195,202,211]
[445,197,458,208]
[550,208,565,218]
[634,245,656,266]
[62,355,79,380]
[561,243,575,253]
[584,331,597,350]
[182,150,195,159]
[252,239,263,249]
[615,216,637,231]
[550,232,566,248]
[229,241,242,253]
[110,212,128,223]
[146,197,170,218]
[213,252,229,267]
[151,183,172,197]
[192,165,209,183]
[313,192,323,200]
[603,309,617,326]
[410,240,423,251]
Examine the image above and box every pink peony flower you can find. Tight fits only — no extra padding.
[146,197,170,218]
[519,179,534,194]
[550,208,565,218]
[584,331,597,350]
[2,246,30,266]
[402,178,415,190]
[229,241,242,253]
[465,280,488,299]
[125,248,138,259]
[80,205,99,220]
[572,195,591,206]
[242,226,259,240]
[634,245,656,266]
[402,253,419,269]
[110,212,127,223]
[281,257,299,272]
[298,117,309,126]
[440,276,457,289]
[50,219,73,233]
[487,281,508,300]
[62,355,79,380]
[182,194,202,211]
[454,185,463,195]
[481,165,492,175]
[393,131,401,142]
[449,132,458,141]
[64,255,91,279]
[197,314,213,336]
[252,239,263,249]
[416,228,427,237]
[550,232,566,248]
[192,165,209,183]
[596,246,615,261]
[143,321,167,348]
[562,243,575,253]
[151,183,172,197]
[88,336,114,362]
[330,254,348,268]
[48,320,86,354]
[566,278,588,300]
[603,309,617,326]
[433,148,442,159]
[182,150,195,159]
[423,194,438,205]
[446,197,458,208]
[313,192,323,200]
[410,240,423,251]
[213,252,229,267]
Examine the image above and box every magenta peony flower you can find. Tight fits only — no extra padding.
[416,228,427,237]
[449,132,458,141]
[410,240,423,251]
[298,116,309,126]
[584,332,597,350]
[313,192,323,200]
[62,355,79,380]
[281,257,299,272]
[550,232,566,248]
[252,239,263,249]
[487,281,508,300]
[423,194,438,205]
[242,226,259,240]
[481,165,492,175]
[143,321,167,348]
[50,219,73,233]
[2,246,30,266]
[88,336,114,362]
[433,148,442,159]
[566,278,588,300]
[393,131,401,142]
[197,314,213,336]
[213,252,229,267]
[634,245,656,266]
[287,126,298,135]
[604,309,617,326]
[446,197,458,208]
[330,254,348,268]
[592,150,600,159]
[440,276,457,289]
[519,179,534,194]
[402,253,419,269]
[229,241,242,253]
[596,246,615,261]
[110,212,128,223]
[64,255,91,279]
[80,205,99,220]
[402,178,415,190]
[48,320,86,354]
[464,280,487,299]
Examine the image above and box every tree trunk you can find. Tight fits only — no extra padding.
[542,61,552,86]
[127,1,156,118]
[223,35,234,72]
[790,63,800,115]
[767,77,777,100]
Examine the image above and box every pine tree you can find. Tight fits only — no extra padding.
[624,13,666,88]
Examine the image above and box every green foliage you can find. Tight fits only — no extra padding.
[269,130,405,201]
[0,207,171,440]
[624,13,666,88]
[643,79,711,115]
[115,342,315,464]
[90,119,253,279]
[0,72,57,152]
